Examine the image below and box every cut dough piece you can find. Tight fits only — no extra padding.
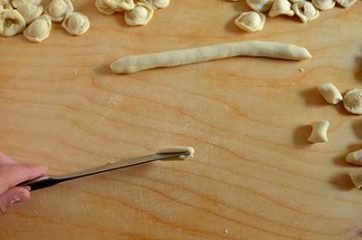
[0,9,26,37]
[105,0,135,11]
[15,2,43,24]
[349,171,362,189]
[62,12,90,36]
[335,0,357,7]
[343,89,362,114]
[292,1,319,23]
[23,14,52,42]
[308,120,329,143]
[311,0,335,10]
[268,0,294,17]
[157,146,195,160]
[11,0,42,8]
[346,149,362,166]
[124,2,153,26]
[318,82,342,105]
[0,0,12,10]
[95,0,116,15]
[111,41,312,74]
[44,0,74,22]
[234,11,266,32]
[141,0,170,9]
[246,0,274,12]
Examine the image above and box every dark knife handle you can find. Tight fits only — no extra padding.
[19,176,62,191]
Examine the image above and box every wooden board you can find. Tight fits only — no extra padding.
[0,1,362,239]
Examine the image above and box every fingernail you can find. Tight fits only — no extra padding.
[10,196,21,205]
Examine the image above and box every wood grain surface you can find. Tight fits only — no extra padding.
[0,1,362,239]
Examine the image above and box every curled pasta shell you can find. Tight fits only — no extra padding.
[343,89,362,115]
[268,0,294,17]
[105,0,135,11]
[15,2,43,24]
[11,0,42,8]
[95,0,116,15]
[44,0,74,22]
[23,14,52,42]
[62,12,90,36]
[0,9,26,37]
[335,0,357,8]
[292,1,319,23]
[124,2,153,26]
[311,0,335,10]
[141,0,170,9]
[0,0,12,10]
[246,0,274,12]
[234,11,266,32]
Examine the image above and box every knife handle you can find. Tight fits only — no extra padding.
[19,176,62,191]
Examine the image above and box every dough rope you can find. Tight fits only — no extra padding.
[111,41,312,74]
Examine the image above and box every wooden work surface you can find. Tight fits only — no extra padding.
[0,1,362,239]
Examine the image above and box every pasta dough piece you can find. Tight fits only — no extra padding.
[268,0,294,17]
[346,149,362,166]
[95,0,116,15]
[311,0,335,10]
[124,2,153,26]
[62,12,90,36]
[335,0,357,7]
[308,120,329,143]
[0,9,26,37]
[11,0,42,8]
[141,0,170,9]
[15,2,43,24]
[343,89,362,114]
[246,0,274,12]
[292,1,319,23]
[0,0,12,10]
[111,41,312,74]
[105,0,135,11]
[23,14,51,42]
[234,11,266,32]
[44,0,74,22]
[318,82,342,105]
[349,171,362,189]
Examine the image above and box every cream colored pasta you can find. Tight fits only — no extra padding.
[343,89,362,114]
[111,41,312,74]
[141,0,170,9]
[105,0,135,11]
[292,1,319,23]
[15,2,43,24]
[62,12,90,36]
[124,2,153,26]
[95,0,116,15]
[246,0,274,12]
[11,0,42,8]
[0,9,26,37]
[349,171,362,189]
[44,0,74,22]
[269,0,294,17]
[0,0,12,10]
[308,120,329,143]
[23,14,51,42]
[318,82,342,105]
[346,149,362,166]
[311,0,336,10]
[335,0,357,7]
[234,11,266,32]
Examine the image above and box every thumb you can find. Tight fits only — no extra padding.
[0,187,30,214]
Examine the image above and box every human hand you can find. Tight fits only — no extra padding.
[0,152,47,214]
